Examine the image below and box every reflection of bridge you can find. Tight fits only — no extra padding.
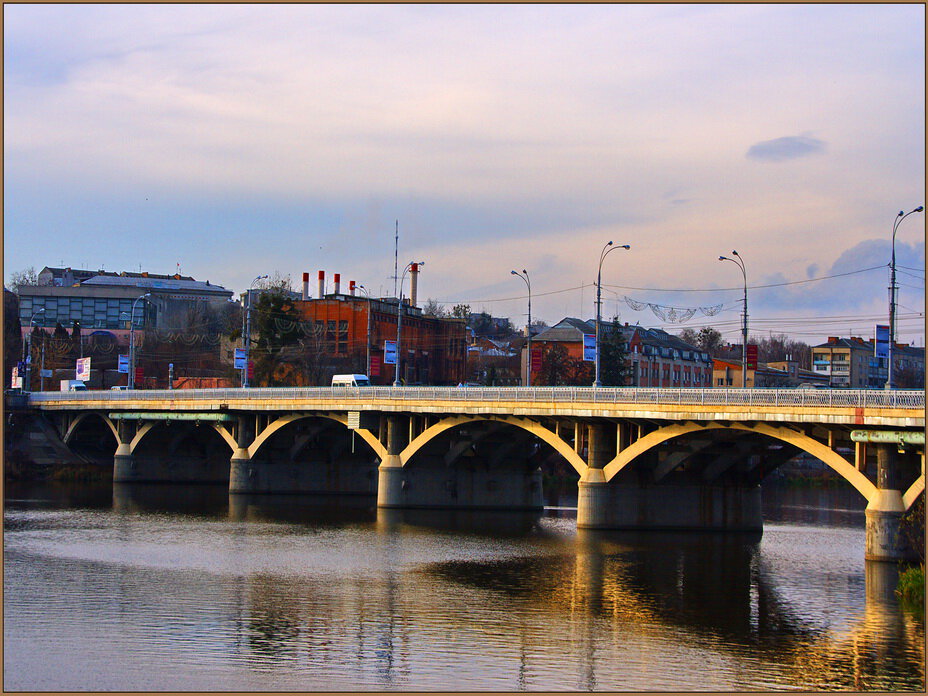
[20,387,925,560]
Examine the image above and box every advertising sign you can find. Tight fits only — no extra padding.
[383,340,397,365]
[234,349,247,370]
[370,355,381,377]
[118,354,130,374]
[11,366,21,389]
[530,348,542,373]
[875,325,889,359]
[134,366,144,383]
[745,344,758,370]
[75,357,91,381]
[39,369,53,378]
[582,334,596,362]
[247,361,254,379]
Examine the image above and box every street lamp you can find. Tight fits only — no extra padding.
[23,308,45,392]
[242,275,268,388]
[358,284,373,380]
[886,206,924,389]
[394,261,425,387]
[594,242,630,387]
[511,269,532,386]
[719,251,748,388]
[128,293,151,389]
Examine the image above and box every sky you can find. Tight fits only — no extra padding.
[4,3,925,347]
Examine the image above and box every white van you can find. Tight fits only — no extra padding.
[331,374,372,387]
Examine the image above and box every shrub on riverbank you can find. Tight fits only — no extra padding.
[896,564,924,617]
[49,464,112,483]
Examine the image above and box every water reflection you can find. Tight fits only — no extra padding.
[3,482,924,691]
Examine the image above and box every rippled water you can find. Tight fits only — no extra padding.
[3,482,924,691]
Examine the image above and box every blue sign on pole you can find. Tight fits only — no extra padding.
[583,334,596,362]
[875,325,889,359]
[234,349,247,370]
[118,354,130,374]
[383,340,397,365]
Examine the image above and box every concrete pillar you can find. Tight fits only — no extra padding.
[229,415,254,494]
[377,415,407,508]
[865,444,906,562]
[577,423,612,528]
[113,420,136,482]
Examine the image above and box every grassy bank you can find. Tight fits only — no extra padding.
[896,565,924,618]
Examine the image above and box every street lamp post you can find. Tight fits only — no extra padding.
[394,261,424,387]
[359,284,373,379]
[23,308,45,392]
[242,275,268,388]
[594,242,630,387]
[511,269,532,386]
[128,293,151,389]
[719,251,748,388]
[886,206,924,389]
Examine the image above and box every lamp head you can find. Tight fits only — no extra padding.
[620,245,630,250]
[915,206,924,213]
[607,240,614,246]
[511,270,517,275]
[731,250,739,257]
[718,255,728,261]
[898,210,905,217]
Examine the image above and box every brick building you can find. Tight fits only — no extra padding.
[294,272,466,385]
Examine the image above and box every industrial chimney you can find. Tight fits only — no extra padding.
[318,270,325,298]
[409,263,420,308]
[349,280,356,296]
[334,273,341,295]
[302,272,309,301]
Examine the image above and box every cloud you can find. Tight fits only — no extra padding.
[746,135,827,162]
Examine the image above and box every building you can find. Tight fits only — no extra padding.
[812,336,924,388]
[18,266,235,333]
[528,318,712,387]
[628,327,714,388]
[293,269,467,385]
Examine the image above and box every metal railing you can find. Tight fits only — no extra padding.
[26,387,926,410]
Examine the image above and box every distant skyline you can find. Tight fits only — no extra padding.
[4,4,925,346]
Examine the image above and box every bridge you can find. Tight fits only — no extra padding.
[18,386,925,561]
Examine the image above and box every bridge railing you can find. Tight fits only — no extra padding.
[26,387,926,409]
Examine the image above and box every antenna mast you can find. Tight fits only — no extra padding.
[393,219,399,298]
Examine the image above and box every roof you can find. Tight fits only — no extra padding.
[533,317,595,342]
[81,275,232,295]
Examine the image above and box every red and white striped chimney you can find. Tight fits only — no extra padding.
[409,263,420,308]
[349,280,356,296]
[334,273,341,295]
[302,272,309,301]
[318,270,325,298]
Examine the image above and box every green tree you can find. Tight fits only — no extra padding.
[599,318,631,386]
[251,288,304,386]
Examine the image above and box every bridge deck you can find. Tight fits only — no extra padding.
[26,387,925,428]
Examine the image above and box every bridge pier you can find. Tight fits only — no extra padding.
[377,416,408,508]
[229,415,255,493]
[113,420,137,482]
[865,444,907,562]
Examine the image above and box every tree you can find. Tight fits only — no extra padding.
[7,267,37,292]
[678,326,723,355]
[451,304,470,319]
[599,318,631,386]
[422,298,447,317]
[534,343,592,386]
[251,288,304,387]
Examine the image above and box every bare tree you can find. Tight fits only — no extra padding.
[7,267,38,292]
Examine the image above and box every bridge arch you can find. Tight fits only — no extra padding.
[602,421,878,504]
[248,413,385,461]
[400,415,587,476]
[63,412,118,445]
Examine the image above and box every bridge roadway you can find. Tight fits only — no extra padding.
[24,386,925,561]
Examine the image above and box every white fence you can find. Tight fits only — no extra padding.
[26,387,926,409]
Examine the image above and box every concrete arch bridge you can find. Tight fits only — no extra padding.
[24,386,925,561]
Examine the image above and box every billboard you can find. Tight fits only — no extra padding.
[233,349,247,370]
[118,355,130,374]
[383,340,397,365]
[875,325,889,359]
[11,366,21,389]
[530,348,542,373]
[582,334,596,362]
[745,344,758,370]
[75,357,91,381]
[370,355,381,377]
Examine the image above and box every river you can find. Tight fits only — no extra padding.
[3,481,924,691]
